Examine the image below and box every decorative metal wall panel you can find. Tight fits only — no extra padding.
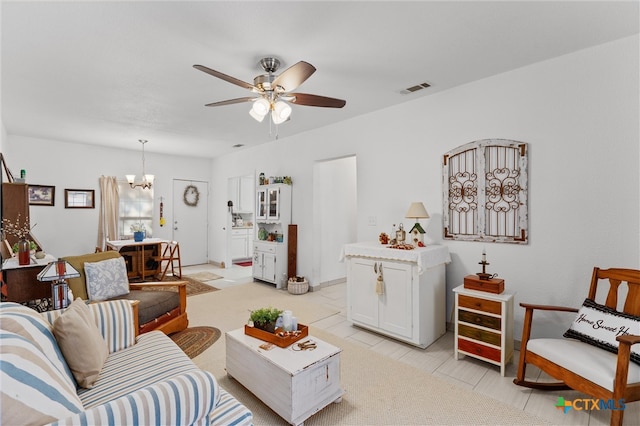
[443,139,528,244]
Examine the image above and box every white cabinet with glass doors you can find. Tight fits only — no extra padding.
[256,186,281,220]
[254,183,292,288]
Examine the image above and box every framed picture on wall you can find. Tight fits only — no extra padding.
[28,184,55,206]
[65,189,95,209]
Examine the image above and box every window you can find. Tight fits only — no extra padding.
[117,181,153,239]
[443,139,528,244]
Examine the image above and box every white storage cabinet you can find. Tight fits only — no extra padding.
[345,243,450,348]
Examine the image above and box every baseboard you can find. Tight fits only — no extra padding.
[310,277,346,292]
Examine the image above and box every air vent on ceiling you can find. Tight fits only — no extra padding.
[400,82,431,95]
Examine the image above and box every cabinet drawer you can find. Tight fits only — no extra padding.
[458,309,501,330]
[458,323,501,346]
[458,294,502,315]
[458,338,501,362]
[232,229,248,236]
[254,242,276,253]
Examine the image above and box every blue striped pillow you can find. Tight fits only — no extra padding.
[1,330,83,425]
[43,300,136,354]
[0,303,76,390]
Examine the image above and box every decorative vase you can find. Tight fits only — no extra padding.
[133,231,144,242]
[17,239,30,265]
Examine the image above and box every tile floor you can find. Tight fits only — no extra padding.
[183,263,639,425]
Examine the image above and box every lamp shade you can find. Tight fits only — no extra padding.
[405,202,430,219]
[272,101,292,124]
[37,259,81,282]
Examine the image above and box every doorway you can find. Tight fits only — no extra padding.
[312,155,357,287]
[172,179,208,266]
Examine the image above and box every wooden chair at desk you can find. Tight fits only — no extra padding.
[155,241,182,281]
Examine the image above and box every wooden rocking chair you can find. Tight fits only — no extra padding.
[514,267,640,425]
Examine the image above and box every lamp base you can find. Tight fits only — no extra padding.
[51,281,69,310]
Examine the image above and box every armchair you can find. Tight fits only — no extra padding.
[62,251,188,335]
[513,267,640,426]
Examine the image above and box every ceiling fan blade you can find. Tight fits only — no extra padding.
[290,93,346,108]
[194,65,255,90]
[205,97,256,107]
[272,61,316,92]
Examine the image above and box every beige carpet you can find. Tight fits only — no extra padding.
[187,282,551,425]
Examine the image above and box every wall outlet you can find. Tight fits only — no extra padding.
[368,216,377,226]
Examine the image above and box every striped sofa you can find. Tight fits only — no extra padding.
[0,300,253,425]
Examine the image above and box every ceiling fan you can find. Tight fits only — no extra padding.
[193,57,346,125]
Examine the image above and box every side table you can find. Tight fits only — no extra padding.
[453,284,514,376]
[225,328,344,425]
[2,254,57,303]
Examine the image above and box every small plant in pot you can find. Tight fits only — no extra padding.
[248,307,283,333]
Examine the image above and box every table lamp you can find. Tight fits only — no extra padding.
[405,202,430,247]
[37,259,80,310]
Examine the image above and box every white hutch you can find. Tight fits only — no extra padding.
[253,183,292,288]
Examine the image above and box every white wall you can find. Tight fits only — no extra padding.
[211,36,639,339]
[3,135,211,256]
[3,36,638,340]
[313,155,357,285]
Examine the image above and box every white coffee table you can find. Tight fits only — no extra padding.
[225,328,344,425]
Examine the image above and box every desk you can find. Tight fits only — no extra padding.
[2,254,57,303]
[106,239,168,281]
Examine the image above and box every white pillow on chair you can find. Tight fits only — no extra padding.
[84,257,130,301]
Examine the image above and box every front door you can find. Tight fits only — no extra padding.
[172,179,208,266]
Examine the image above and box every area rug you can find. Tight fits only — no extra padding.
[186,283,552,425]
[162,275,219,297]
[169,326,221,359]
[184,271,223,282]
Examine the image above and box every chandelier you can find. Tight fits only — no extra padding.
[126,139,154,189]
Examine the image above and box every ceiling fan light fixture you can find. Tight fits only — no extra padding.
[272,101,292,124]
[249,108,267,122]
[252,98,270,115]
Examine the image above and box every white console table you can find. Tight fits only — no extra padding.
[342,242,450,348]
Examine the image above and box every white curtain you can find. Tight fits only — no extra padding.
[97,176,120,251]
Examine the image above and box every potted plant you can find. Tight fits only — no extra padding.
[2,213,33,265]
[130,223,146,242]
[249,307,283,333]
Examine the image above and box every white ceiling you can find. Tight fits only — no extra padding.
[2,1,638,158]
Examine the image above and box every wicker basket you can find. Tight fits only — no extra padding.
[287,277,309,295]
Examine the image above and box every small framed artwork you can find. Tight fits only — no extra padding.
[65,189,95,209]
[28,185,55,206]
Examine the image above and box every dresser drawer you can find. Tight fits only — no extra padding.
[458,338,501,363]
[458,310,501,330]
[458,294,502,315]
[458,323,501,346]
